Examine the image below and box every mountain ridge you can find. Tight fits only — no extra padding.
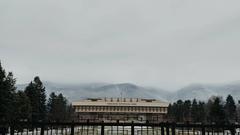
[16,81,240,102]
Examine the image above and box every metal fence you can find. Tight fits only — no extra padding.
[0,121,240,135]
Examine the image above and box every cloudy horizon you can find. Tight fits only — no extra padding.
[1,1,240,91]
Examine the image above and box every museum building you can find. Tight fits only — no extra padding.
[72,98,169,123]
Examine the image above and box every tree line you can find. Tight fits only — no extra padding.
[168,95,239,124]
[0,62,74,122]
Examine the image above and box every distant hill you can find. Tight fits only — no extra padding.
[174,82,240,101]
[16,82,170,102]
[17,81,240,102]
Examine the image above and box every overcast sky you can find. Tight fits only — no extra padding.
[1,0,240,90]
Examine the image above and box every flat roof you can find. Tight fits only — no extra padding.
[72,98,169,107]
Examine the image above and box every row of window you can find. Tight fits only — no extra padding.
[74,106,167,113]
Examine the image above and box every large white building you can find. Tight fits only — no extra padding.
[72,98,169,123]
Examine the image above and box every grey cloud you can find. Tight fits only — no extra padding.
[1,0,240,90]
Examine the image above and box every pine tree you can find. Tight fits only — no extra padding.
[0,62,16,122]
[24,76,46,122]
[25,81,37,121]
[209,97,225,124]
[34,76,46,121]
[47,92,57,121]
[191,99,198,122]
[183,100,191,122]
[13,91,32,121]
[174,100,184,122]
[66,104,74,122]
[167,104,173,121]
[47,92,68,122]
[224,95,236,123]
[168,103,179,122]
[57,93,67,121]
[198,101,206,123]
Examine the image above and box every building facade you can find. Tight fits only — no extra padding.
[72,98,169,123]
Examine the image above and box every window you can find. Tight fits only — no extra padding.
[136,107,139,112]
[164,107,167,112]
[149,107,152,112]
[152,107,155,112]
[146,107,149,112]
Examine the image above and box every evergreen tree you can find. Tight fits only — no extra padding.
[34,77,46,121]
[183,100,191,121]
[168,103,179,122]
[224,95,236,123]
[197,101,206,123]
[172,100,184,122]
[66,104,75,122]
[209,97,225,124]
[0,62,16,122]
[57,93,68,121]
[47,92,57,121]
[24,76,46,122]
[13,91,32,121]
[47,92,68,122]
[25,82,37,121]
[236,101,240,122]
[191,99,198,122]
[167,104,173,121]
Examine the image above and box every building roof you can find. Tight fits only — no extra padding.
[72,98,169,107]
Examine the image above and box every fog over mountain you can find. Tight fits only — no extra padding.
[174,82,240,101]
[17,81,240,102]
[17,82,170,102]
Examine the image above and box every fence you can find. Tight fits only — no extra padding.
[0,121,240,135]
